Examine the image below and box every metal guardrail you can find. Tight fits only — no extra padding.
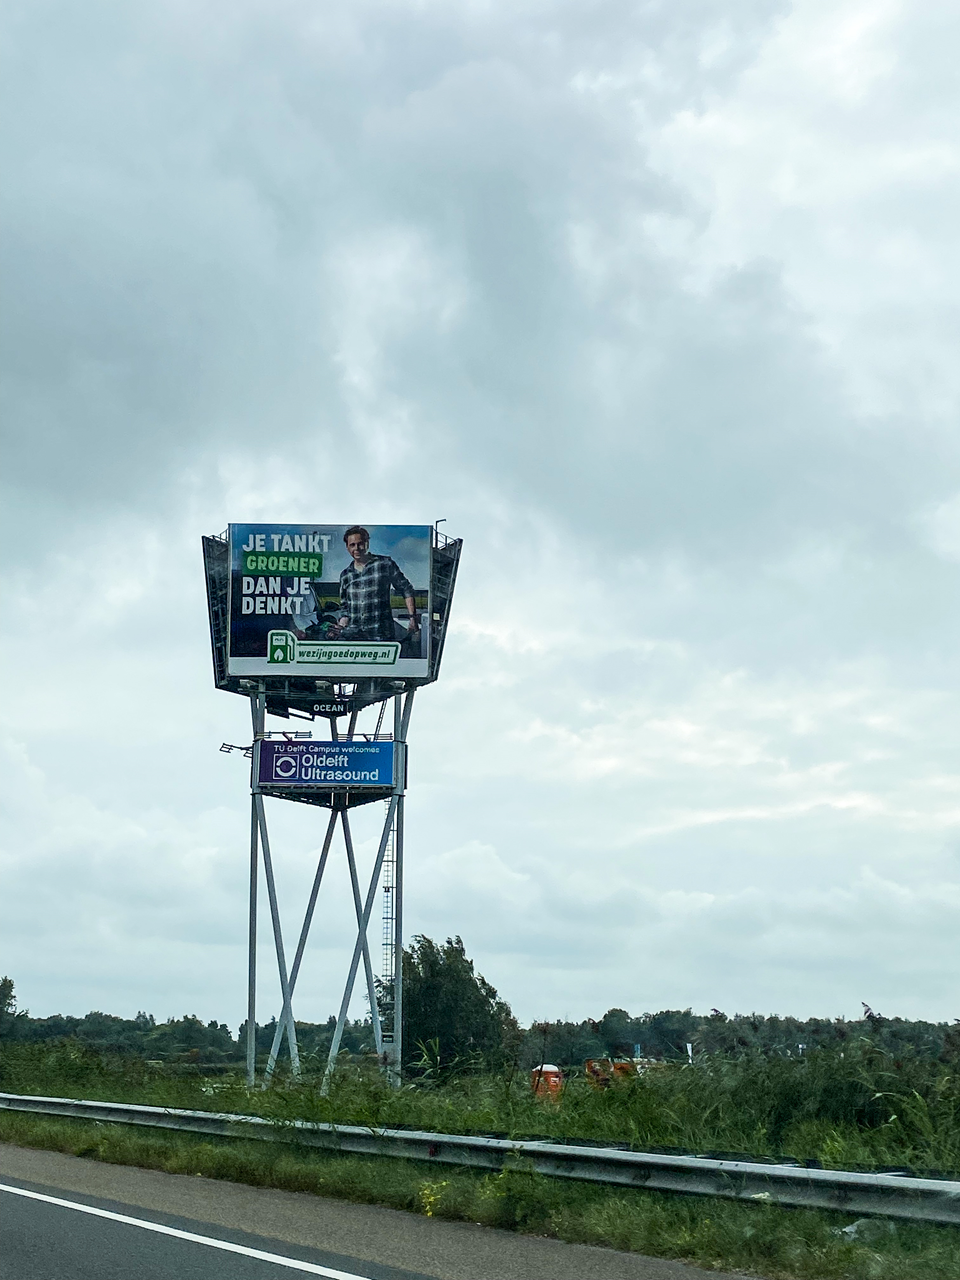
[2,1091,959,1225]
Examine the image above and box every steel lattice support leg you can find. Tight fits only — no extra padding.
[263,807,339,1081]
[390,691,414,1087]
[246,794,258,1087]
[254,795,301,1078]
[246,689,267,1087]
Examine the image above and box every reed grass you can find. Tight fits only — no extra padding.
[4,1038,958,1177]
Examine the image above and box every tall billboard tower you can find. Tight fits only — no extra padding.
[203,523,462,1086]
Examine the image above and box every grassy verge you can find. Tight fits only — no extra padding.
[4,1039,960,1177]
[1,1110,958,1280]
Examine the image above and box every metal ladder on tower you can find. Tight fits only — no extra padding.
[379,798,397,1062]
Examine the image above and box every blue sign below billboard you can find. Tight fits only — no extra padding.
[258,740,394,789]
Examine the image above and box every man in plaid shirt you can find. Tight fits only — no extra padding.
[335,526,420,642]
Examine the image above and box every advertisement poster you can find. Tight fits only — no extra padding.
[258,740,395,789]
[227,524,431,679]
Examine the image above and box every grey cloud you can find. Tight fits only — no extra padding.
[3,0,960,1027]
[3,0,810,543]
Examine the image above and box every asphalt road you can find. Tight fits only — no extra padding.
[0,1143,730,1280]
[0,1178,431,1280]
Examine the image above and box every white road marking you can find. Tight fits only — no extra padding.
[0,1182,380,1279]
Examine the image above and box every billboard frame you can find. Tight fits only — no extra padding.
[203,525,461,720]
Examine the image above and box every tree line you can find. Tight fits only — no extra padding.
[2,944,958,1073]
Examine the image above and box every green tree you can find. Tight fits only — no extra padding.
[0,976,27,1039]
[401,936,517,1075]
[144,1015,238,1062]
[520,1019,604,1069]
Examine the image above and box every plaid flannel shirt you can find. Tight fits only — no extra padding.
[338,555,415,641]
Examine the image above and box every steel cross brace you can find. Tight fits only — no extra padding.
[261,806,384,1082]
[247,687,301,1084]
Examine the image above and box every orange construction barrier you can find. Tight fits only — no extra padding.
[584,1058,637,1089]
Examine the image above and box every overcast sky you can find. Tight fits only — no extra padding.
[4,0,960,1032]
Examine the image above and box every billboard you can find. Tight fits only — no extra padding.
[228,524,431,680]
[258,740,395,789]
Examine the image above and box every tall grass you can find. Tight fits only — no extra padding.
[3,1037,959,1176]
